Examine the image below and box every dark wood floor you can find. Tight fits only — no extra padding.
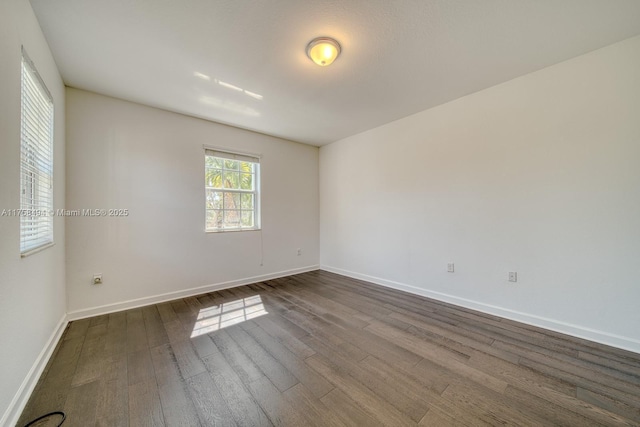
[18,270,640,426]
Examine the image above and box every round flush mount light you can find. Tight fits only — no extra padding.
[306,37,341,67]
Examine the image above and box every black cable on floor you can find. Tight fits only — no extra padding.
[23,411,66,427]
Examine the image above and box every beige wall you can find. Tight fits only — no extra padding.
[0,0,67,424]
[65,88,319,316]
[320,35,640,352]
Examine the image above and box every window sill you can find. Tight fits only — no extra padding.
[21,242,55,258]
[206,228,261,234]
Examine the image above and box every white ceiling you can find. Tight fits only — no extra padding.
[31,0,640,146]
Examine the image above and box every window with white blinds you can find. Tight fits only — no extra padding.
[20,49,54,255]
[205,148,260,232]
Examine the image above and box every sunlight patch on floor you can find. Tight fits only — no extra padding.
[191,295,268,338]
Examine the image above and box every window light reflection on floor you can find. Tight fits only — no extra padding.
[191,295,268,338]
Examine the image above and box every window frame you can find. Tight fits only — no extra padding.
[204,147,261,233]
[20,48,54,256]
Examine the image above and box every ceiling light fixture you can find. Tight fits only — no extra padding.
[306,37,341,67]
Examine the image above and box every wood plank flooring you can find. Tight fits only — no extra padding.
[18,270,640,426]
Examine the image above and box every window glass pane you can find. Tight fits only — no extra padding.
[239,162,253,173]
[223,192,240,209]
[241,193,254,210]
[206,169,222,188]
[213,157,224,168]
[223,171,240,189]
[224,159,239,170]
[240,173,253,190]
[206,190,223,209]
[224,210,241,227]
[241,211,254,227]
[204,156,222,169]
[206,210,223,229]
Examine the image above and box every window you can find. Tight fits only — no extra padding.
[20,49,54,255]
[205,149,260,232]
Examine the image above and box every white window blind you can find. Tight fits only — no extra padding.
[205,148,260,232]
[20,49,54,255]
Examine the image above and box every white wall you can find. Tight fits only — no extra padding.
[66,88,319,316]
[0,0,67,424]
[320,35,640,352]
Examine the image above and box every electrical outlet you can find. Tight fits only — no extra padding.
[508,272,517,282]
[447,263,455,273]
[297,248,302,256]
[93,274,103,285]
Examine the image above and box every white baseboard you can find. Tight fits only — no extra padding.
[67,265,320,321]
[320,265,640,355]
[1,314,68,427]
